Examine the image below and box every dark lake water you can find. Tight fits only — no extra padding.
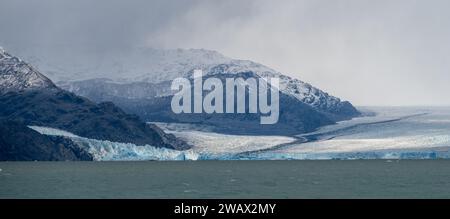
[1,160,450,198]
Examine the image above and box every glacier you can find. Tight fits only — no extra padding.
[154,122,297,154]
[159,107,450,160]
[28,126,199,161]
[28,107,450,160]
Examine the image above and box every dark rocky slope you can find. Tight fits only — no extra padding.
[0,120,93,161]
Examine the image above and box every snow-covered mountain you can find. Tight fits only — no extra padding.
[200,59,355,116]
[0,47,57,94]
[0,47,192,161]
[11,47,360,135]
[14,47,354,115]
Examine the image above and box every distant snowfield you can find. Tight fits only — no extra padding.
[276,136,450,154]
[263,107,450,159]
[295,106,433,138]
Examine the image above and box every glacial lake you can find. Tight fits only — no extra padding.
[2,160,450,198]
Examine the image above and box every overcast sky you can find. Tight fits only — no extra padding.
[1,0,450,106]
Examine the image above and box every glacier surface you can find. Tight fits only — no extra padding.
[153,122,296,154]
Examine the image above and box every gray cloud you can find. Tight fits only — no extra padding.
[1,0,450,105]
